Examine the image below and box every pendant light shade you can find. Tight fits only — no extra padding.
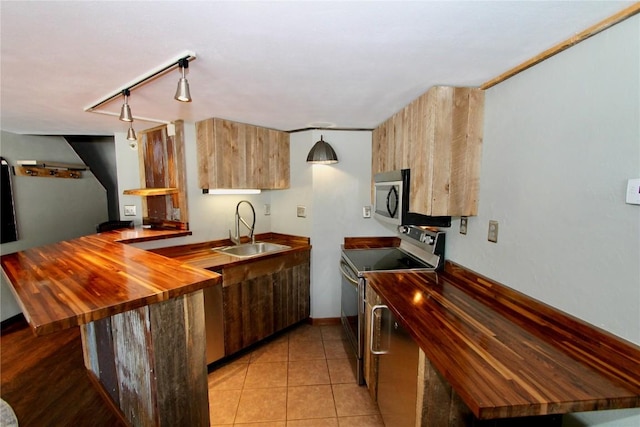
[306,135,338,164]
[126,123,137,141]
[119,89,133,122]
[174,58,192,102]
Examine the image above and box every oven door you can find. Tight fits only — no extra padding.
[339,256,365,384]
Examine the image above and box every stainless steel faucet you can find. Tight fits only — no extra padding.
[230,200,256,245]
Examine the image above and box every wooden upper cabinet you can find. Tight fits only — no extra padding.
[372,86,484,217]
[196,118,290,190]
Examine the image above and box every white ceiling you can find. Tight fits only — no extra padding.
[0,1,634,136]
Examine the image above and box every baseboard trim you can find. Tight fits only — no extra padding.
[308,317,341,326]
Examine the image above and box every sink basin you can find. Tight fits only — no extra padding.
[214,242,291,258]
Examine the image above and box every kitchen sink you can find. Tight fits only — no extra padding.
[214,242,291,258]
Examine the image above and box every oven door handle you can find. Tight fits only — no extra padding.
[370,304,389,355]
[339,260,358,285]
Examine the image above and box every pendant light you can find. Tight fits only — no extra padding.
[126,122,137,141]
[306,135,338,164]
[119,89,133,122]
[174,58,192,102]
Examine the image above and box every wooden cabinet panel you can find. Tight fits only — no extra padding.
[222,250,310,356]
[132,121,188,230]
[274,262,310,331]
[222,274,274,354]
[242,274,275,347]
[372,86,484,217]
[222,281,243,355]
[196,117,290,190]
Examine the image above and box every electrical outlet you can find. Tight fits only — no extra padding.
[488,220,499,243]
[297,205,306,218]
[264,204,271,216]
[124,205,136,216]
[363,206,371,218]
[459,217,468,235]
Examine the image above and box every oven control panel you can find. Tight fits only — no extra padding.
[398,225,445,258]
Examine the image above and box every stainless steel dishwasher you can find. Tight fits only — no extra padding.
[371,303,419,427]
[204,283,225,364]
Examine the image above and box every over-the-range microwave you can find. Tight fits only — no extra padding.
[373,169,451,227]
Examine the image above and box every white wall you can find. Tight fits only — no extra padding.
[0,131,108,321]
[446,16,640,427]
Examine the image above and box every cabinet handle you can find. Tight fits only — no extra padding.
[370,304,389,355]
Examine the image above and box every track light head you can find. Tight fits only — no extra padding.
[119,89,133,122]
[126,122,137,141]
[174,58,192,102]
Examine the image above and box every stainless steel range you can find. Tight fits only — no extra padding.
[339,225,445,385]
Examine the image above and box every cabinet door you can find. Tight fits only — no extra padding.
[222,282,243,356]
[274,260,310,331]
[196,117,290,190]
[242,274,275,347]
[222,275,275,356]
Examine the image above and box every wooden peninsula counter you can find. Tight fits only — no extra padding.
[1,228,221,426]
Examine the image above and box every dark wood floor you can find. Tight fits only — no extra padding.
[1,315,124,426]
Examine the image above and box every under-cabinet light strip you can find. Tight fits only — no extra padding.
[203,189,262,195]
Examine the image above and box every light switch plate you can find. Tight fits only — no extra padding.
[363,206,371,218]
[626,178,640,205]
[297,205,306,218]
[459,217,468,235]
[124,205,136,216]
[264,204,271,216]
[488,220,498,243]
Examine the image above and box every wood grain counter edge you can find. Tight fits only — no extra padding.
[0,228,221,336]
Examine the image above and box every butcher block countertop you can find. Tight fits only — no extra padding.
[364,261,640,420]
[1,228,220,336]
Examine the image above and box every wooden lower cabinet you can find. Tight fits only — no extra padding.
[222,250,310,356]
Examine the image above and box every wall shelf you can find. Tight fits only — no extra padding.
[123,188,179,196]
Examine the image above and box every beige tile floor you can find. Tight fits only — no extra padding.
[208,323,384,427]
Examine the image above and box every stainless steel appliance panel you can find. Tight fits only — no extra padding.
[339,257,365,385]
[204,284,225,364]
[376,305,419,427]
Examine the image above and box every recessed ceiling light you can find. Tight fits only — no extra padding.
[306,122,336,129]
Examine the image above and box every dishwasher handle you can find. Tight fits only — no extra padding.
[370,304,389,355]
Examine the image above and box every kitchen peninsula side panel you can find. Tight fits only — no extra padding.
[81,291,209,427]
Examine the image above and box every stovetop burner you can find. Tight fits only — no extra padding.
[342,247,434,274]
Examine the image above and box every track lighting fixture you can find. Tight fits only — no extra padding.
[126,122,137,141]
[84,51,196,134]
[119,89,133,122]
[307,135,339,164]
[174,58,192,102]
